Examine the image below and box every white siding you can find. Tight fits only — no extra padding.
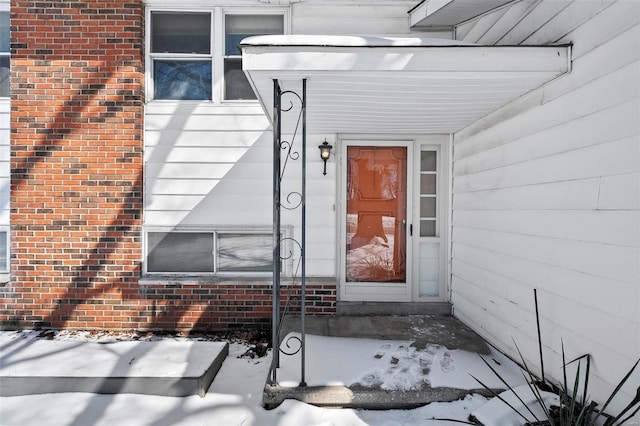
[144,102,336,276]
[451,0,640,413]
[291,1,415,35]
[0,98,8,225]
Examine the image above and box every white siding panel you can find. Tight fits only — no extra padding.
[460,7,509,44]
[454,99,639,176]
[495,0,572,45]
[454,136,639,194]
[453,210,639,247]
[453,227,638,284]
[452,10,640,411]
[597,172,640,210]
[454,61,640,160]
[145,130,267,148]
[476,0,540,45]
[291,3,413,35]
[0,99,8,230]
[522,0,613,44]
[556,0,640,59]
[451,245,637,320]
[453,179,600,211]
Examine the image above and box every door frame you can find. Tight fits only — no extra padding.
[336,135,451,303]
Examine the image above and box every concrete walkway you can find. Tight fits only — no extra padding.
[264,315,501,409]
[0,334,228,397]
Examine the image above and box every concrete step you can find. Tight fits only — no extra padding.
[336,302,452,316]
[0,336,228,397]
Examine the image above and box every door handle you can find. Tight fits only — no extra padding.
[409,224,413,236]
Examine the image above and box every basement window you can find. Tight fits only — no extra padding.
[145,230,284,275]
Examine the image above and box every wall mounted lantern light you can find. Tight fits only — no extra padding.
[318,139,333,176]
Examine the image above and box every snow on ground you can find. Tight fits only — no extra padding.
[0,330,522,425]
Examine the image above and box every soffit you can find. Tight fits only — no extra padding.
[241,35,569,134]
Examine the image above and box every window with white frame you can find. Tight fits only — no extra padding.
[224,14,283,100]
[0,10,9,98]
[0,229,8,273]
[145,230,283,275]
[150,11,213,100]
[419,149,438,237]
[148,8,285,102]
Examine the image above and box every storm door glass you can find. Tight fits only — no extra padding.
[346,147,407,282]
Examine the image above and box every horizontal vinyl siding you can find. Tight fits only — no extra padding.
[291,2,414,35]
[143,103,336,277]
[0,98,8,225]
[451,1,640,414]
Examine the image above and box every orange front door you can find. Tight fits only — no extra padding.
[345,146,407,283]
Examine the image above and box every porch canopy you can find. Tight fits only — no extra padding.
[240,35,570,134]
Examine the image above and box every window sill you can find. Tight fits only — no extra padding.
[139,275,337,286]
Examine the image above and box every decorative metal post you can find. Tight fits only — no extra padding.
[269,79,308,387]
[271,79,282,383]
[300,78,307,387]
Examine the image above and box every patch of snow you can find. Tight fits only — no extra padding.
[470,384,560,426]
[0,330,527,425]
[276,333,528,391]
[240,34,477,47]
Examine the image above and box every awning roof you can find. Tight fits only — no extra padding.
[241,35,570,134]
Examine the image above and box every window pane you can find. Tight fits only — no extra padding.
[224,58,256,100]
[151,12,210,54]
[218,233,272,272]
[0,231,6,272]
[0,12,9,52]
[225,15,284,55]
[420,197,436,217]
[421,151,437,172]
[154,60,212,100]
[0,56,8,98]
[420,174,436,195]
[147,232,214,273]
[420,220,436,237]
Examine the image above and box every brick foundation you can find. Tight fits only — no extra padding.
[2,1,337,332]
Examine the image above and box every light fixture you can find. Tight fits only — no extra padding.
[318,139,333,176]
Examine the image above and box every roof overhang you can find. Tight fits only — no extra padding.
[241,35,570,134]
[409,0,515,29]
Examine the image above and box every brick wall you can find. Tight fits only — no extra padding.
[5,0,145,330]
[1,1,337,332]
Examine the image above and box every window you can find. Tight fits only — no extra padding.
[146,230,280,275]
[419,150,437,237]
[147,8,285,102]
[0,10,8,98]
[150,11,213,100]
[224,14,283,100]
[0,230,7,273]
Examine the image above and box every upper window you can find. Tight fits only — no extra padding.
[0,11,9,98]
[148,8,285,102]
[150,12,213,100]
[224,14,283,100]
